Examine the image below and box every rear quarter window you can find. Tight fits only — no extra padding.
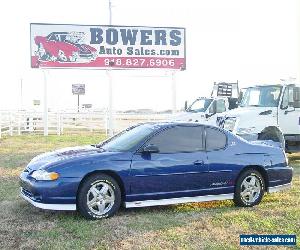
[206,127,227,150]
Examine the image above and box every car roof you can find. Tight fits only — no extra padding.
[141,121,220,129]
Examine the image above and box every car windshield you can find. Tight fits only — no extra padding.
[100,124,157,152]
[240,86,282,107]
[187,99,212,112]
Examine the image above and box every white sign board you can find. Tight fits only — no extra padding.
[72,84,85,95]
[30,23,186,70]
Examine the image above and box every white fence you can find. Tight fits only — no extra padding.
[0,110,171,138]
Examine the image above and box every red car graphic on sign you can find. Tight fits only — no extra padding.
[34,32,97,62]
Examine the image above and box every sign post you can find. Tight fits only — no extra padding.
[171,71,177,114]
[107,0,114,136]
[72,84,85,112]
[43,70,48,136]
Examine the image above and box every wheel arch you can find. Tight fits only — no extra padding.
[236,165,269,191]
[77,170,126,203]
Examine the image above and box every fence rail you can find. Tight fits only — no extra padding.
[0,110,171,138]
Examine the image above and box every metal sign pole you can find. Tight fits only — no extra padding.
[107,0,114,136]
[171,71,177,114]
[77,94,80,113]
[42,70,48,136]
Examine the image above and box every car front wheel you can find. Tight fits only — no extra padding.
[234,169,265,207]
[77,174,121,219]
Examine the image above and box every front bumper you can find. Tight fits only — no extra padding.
[20,188,76,210]
[19,171,79,210]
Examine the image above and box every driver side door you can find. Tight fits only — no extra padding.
[278,86,300,134]
[129,125,209,201]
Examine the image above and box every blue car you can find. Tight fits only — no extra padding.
[20,122,293,219]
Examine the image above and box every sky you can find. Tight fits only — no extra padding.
[0,0,299,111]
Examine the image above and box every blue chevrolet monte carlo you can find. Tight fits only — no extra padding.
[20,122,293,219]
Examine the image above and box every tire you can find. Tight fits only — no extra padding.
[258,128,285,149]
[233,169,265,207]
[77,174,121,219]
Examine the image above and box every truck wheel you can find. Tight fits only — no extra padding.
[77,174,121,220]
[234,169,264,207]
[258,127,285,149]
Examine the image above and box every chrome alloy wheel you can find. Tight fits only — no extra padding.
[240,175,261,203]
[86,182,115,216]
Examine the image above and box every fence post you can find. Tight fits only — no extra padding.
[9,112,13,136]
[60,114,64,134]
[0,111,2,139]
[18,111,21,135]
[105,111,109,136]
[57,112,61,136]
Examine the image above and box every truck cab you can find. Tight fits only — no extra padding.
[173,97,228,125]
[173,81,239,125]
[217,83,300,152]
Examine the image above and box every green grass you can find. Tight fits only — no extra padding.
[0,134,299,249]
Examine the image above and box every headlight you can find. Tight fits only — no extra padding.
[31,170,59,181]
[223,118,236,131]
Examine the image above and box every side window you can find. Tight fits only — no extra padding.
[281,87,294,109]
[216,100,226,113]
[147,126,204,153]
[206,127,227,150]
[209,101,216,114]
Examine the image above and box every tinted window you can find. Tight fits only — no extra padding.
[206,127,227,150]
[147,126,204,153]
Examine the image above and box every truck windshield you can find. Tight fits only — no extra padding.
[187,99,212,112]
[240,86,282,107]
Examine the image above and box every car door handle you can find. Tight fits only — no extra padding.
[194,160,204,166]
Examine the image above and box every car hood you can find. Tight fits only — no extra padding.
[171,111,205,122]
[26,145,107,171]
[219,106,275,118]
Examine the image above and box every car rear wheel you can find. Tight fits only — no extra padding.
[77,174,121,219]
[234,169,264,207]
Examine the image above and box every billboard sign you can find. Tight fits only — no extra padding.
[72,84,85,95]
[30,23,186,70]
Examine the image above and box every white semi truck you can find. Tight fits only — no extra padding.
[217,82,300,152]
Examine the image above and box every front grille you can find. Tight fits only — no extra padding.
[21,188,33,198]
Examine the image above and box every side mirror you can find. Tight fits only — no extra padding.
[205,113,214,119]
[184,101,188,111]
[238,91,244,104]
[142,144,159,154]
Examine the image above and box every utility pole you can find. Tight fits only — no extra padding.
[20,78,23,110]
[171,71,177,114]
